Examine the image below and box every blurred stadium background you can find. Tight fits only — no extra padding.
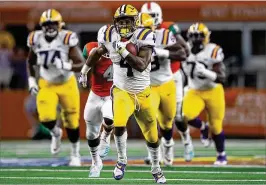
[0,1,265,184]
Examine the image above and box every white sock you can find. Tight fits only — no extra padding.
[71,141,80,157]
[89,145,101,165]
[147,146,161,174]
[114,131,127,164]
[50,126,61,137]
[146,145,151,159]
[178,127,191,145]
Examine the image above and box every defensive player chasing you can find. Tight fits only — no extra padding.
[141,2,195,162]
[80,38,114,177]
[182,23,227,165]
[27,9,84,166]
[80,4,167,184]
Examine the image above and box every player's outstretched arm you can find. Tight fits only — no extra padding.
[125,46,153,72]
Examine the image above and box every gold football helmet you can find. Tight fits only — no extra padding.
[187,22,210,45]
[39,9,63,38]
[138,13,155,31]
[113,4,139,38]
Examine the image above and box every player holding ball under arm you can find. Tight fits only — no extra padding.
[77,4,187,184]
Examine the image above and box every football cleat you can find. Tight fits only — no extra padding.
[214,154,227,166]
[50,128,62,155]
[184,141,194,162]
[113,162,126,180]
[161,137,174,166]
[69,154,81,167]
[152,169,167,184]
[89,162,103,177]
[99,130,111,159]
[200,122,211,148]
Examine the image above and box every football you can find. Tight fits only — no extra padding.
[126,42,138,56]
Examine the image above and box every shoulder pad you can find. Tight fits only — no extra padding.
[27,31,41,47]
[209,43,221,59]
[135,28,153,41]
[159,28,172,45]
[62,30,78,47]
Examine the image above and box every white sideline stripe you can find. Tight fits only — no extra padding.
[1,169,265,175]
[0,177,265,182]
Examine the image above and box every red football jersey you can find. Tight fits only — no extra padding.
[159,21,181,74]
[83,42,113,97]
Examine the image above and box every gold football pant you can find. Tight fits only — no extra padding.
[37,75,80,129]
[151,79,176,130]
[183,84,225,135]
[112,86,158,143]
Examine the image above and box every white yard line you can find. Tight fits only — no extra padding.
[0,176,265,182]
[1,169,265,175]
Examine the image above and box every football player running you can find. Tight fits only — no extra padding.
[182,23,227,165]
[80,38,114,177]
[27,9,84,166]
[79,4,168,184]
[138,13,187,166]
[141,2,196,162]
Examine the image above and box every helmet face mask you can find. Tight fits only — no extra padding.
[114,17,136,38]
[148,12,160,27]
[41,21,59,38]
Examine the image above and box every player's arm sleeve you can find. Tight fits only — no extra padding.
[82,45,89,59]
[167,31,177,45]
[168,23,181,35]
[27,31,36,50]
[68,32,79,47]
[211,46,224,63]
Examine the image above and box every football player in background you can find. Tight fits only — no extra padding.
[182,23,227,165]
[80,38,114,177]
[139,13,187,166]
[27,9,84,166]
[141,2,195,162]
[80,4,171,183]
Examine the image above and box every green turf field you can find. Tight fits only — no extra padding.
[0,166,265,184]
[0,140,265,184]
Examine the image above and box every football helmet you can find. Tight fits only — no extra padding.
[138,13,155,31]
[187,22,211,53]
[113,4,139,38]
[141,2,162,27]
[39,9,63,38]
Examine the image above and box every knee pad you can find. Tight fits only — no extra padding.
[88,137,100,147]
[85,121,101,140]
[146,140,159,148]
[175,119,187,133]
[66,127,80,143]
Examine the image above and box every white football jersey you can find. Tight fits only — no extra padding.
[27,30,78,83]
[150,28,176,85]
[98,25,155,94]
[182,42,224,90]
